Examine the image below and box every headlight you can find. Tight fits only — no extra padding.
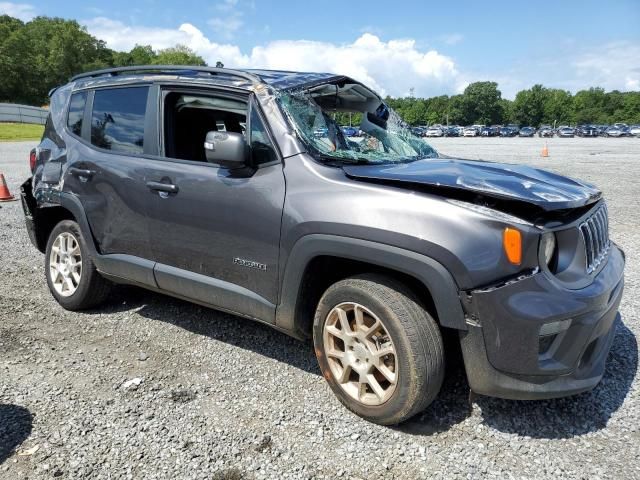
[540,232,557,268]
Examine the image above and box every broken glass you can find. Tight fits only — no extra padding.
[278,89,437,165]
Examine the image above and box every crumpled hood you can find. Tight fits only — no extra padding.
[342,157,602,211]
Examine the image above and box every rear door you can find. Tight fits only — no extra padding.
[63,85,153,261]
[143,87,286,322]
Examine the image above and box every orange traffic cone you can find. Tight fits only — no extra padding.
[0,173,16,202]
[541,143,549,158]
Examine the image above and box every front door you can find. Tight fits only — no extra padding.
[144,89,285,322]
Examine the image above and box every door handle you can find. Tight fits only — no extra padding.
[69,167,95,178]
[146,181,179,194]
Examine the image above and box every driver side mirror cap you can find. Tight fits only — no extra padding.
[204,131,247,169]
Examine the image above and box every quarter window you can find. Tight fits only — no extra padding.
[67,91,87,136]
[91,87,148,154]
[250,106,278,166]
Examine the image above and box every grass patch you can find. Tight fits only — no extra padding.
[0,122,44,142]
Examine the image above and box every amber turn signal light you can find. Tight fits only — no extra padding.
[503,228,522,265]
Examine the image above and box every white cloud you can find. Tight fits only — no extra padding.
[0,1,35,21]
[215,0,239,12]
[571,41,640,92]
[83,19,462,98]
[208,16,243,40]
[439,33,464,46]
[83,17,640,100]
[208,0,244,40]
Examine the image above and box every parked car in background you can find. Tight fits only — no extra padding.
[538,126,555,137]
[425,126,445,137]
[463,126,478,137]
[340,126,359,137]
[500,126,518,137]
[411,126,426,137]
[629,125,640,137]
[557,126,576,138]
[576,125,599,137]
[313,127,328,137]
[518,126,535,137]
[604,126,625,137]
[480,126,498,137]
[444,126,460,137]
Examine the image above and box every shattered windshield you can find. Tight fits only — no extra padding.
[279,88,437,165]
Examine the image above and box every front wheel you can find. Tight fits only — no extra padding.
[45,220,112,310]
[313,274,444,425]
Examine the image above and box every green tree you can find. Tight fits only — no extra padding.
[573,87,607,124]
[153,44,206,66]
[112,44,157,66]
[512,84,546,127]
[543,89,573,126]
[403,99,428,125]
[461,81,504,125]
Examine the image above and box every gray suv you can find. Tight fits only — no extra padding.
[21,66,625,425]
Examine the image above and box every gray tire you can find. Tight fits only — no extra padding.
[313,274,444,425]
[45,220,112,310]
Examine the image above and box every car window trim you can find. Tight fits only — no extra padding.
[247,96,282,168]
[65,85,155,159]
[90,84,151,155]
[63,90,91,142]
[157,85,250,162]
[152,84,283,170]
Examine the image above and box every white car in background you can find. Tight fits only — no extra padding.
[463,127,478,137]
[629,125,640,137]
[425,126,444,137]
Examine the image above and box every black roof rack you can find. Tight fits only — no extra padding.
[70,65,262,84]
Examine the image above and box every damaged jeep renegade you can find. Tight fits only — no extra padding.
[21,66,625,425]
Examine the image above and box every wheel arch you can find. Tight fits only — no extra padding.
[31,192,99,256]
[275,235,467,339]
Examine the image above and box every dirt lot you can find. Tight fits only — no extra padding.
[0,137,639,479]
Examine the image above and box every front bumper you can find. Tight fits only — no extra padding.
[459,244,625,400]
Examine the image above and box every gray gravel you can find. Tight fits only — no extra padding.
[1,137,639,479]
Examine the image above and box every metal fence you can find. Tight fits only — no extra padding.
[0,103,48,125]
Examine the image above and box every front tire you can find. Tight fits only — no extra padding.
[313,274,444,425]
[45,220,112,310]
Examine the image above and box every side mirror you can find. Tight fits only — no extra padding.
[204,131,247,168]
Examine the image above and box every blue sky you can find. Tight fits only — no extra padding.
[2,0,639,98]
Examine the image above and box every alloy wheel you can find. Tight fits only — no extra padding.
[49,232,82,297]
[322,302,398,406]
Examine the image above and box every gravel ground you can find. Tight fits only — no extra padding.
[0,137,639,479]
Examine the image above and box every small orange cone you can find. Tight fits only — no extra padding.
[0,173,16,202]
[541,143,549,158]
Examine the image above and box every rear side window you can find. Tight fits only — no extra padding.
[91,87,148,154]
[67,91,87,136]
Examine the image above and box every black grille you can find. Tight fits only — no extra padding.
[579,204,610,273]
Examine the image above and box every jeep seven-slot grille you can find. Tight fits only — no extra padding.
[579,204,610,273]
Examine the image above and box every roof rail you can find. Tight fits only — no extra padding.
[70,65,261,84]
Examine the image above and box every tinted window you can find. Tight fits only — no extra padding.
[67,91,87,136]
[250,106,278,166]
[91,87,148,154]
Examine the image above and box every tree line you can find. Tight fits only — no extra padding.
[0,15,206,105]
[1,15,639,127]
[385,82,640,127]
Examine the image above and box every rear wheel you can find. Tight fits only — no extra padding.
[45,220,112,310]
[313,274,444,425]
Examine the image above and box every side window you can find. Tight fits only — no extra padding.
[163,91,247,162]
[67,91,87,137]
[250,106,278,166]
[91,87,148,154]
